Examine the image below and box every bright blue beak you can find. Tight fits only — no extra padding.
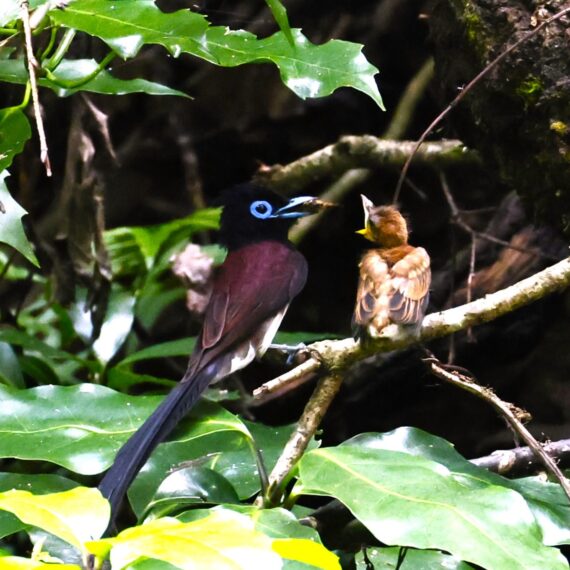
[273,196,318,219]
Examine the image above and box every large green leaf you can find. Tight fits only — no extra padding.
[0,107,31,172]
[50,0,384,108]
[349,428,570,546]
[0,59,189,97]
[129,421,305,517]
[0,384,246,475]
[355,547,475,569]
[298,445,568,570]
[0,172,39,266]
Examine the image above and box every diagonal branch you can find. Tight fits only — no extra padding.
[258,257,570,498]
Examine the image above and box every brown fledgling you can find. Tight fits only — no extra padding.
[353,195,431,339]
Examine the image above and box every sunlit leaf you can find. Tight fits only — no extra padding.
[298,445,568,570]
[0,487,109,550]
[49,0,384,108]
[0,172,39,266]
[0,385,245,476]
[89,510,283,570]
[0,556,80,570]
[0,473,77,540]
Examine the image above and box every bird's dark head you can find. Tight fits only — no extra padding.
[357,194,409,247]
[219,183,324,250]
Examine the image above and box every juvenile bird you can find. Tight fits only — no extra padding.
[99,183,328,528]
[353,195,431,339]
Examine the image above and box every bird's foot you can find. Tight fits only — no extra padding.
[269,342,308,365]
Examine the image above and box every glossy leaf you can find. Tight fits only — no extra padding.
[0,384,246,475]
[0,107,31,172]
[0,59,189,98]
[49,0,384,108]
[298,445,568,570]
[0,487,109,549]
[0,172,39,266]
[0,473,78,540]
[90,510,283,570]
[355,546,475,569]
[349,428,570,546]
[129,421,303,516]
[118,337,196,366]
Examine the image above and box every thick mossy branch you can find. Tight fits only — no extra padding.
[255,137,479,193]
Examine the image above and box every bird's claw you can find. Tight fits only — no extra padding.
[269,342,308,365]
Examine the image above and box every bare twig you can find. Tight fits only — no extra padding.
[473,438,570,476]
[21,1,51,177]
[256,138,477,193]
[439,172,555,260]
[264,373,344,505]
[392,6,570,204]
[252,358,320,403]
[426,354,570,502]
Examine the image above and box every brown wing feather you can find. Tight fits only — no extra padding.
[353,251,390,331]
[185,241,307,381]
[389,247,431,325]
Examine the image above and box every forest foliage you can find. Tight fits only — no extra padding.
[0,1,568,569]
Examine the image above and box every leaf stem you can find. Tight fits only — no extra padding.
[45,27,76,71]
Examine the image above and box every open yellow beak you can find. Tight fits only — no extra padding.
[356,226,375,241]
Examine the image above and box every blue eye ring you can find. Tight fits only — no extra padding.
[250,200,273,219]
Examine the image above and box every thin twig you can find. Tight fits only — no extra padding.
[439,172,556,261]
[426,354,570,503]
[21,0,51,177]
[392,6,570,204]
[264,373,344,505]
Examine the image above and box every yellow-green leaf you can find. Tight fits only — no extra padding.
[0,488,110,550]
[272,538,340,570]
[89,510,284,570]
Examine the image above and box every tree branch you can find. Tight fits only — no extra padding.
[258,257,570,498]
[255,137,479,193]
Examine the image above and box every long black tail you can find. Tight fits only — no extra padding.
[99,369,214,528]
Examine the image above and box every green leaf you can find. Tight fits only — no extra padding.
[0,59,189,97]
[0,107,31,172]
[0,172,39,266]
[0,342,24,388]
[88,509,339,570]
[0,384,246,475]
[128,421,306,516]
[0,327,80,362]
[265,0,294,46]
[355,546,475,569]
[349,428,570,546]
[49,0,384,108]
[0,473,78,540]
[0,0,52,27]
[118,337,196,366]
[92,285,136,363]
[0,557,80,569]
[0,487,109,550]
[298,445,568,570]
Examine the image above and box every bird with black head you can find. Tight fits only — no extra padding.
[353,195,431,339]
[99,183,329,528]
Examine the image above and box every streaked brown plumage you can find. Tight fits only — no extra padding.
[353,195,431,338]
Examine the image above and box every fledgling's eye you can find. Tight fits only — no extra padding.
[250,200,273,219]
